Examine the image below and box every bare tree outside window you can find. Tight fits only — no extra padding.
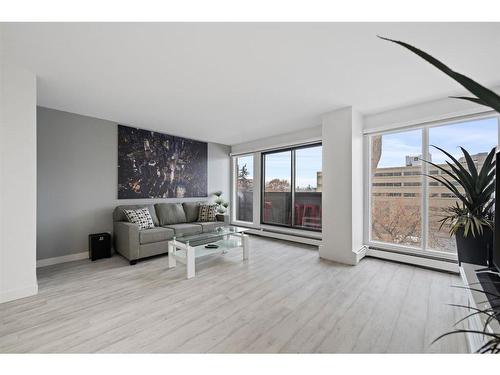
[265,178,290,192]
[236,155,253,222]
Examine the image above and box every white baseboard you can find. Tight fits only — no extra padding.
[367,248,459,273]
[318,245,358,265]
[354,245,368,263]
[0,283,38,303]
[246,228,322,246]
[37,251,88,268]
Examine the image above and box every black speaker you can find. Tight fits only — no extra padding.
[89,232,111,261]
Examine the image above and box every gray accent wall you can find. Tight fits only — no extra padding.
[37,107,230,260]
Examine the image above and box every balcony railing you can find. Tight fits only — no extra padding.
[236,190,253,222]
[236,190,322,231]
[262,191,322,231]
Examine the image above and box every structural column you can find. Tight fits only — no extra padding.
[319,107,365,265]
[0,57,38,302]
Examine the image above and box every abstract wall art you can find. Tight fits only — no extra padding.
[118,125,208,199]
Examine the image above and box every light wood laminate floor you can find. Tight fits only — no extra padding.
[0,236,468,353]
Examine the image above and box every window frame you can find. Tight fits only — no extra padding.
[364,112,500,261]
[261,142,323,232]
[232,153,255,224]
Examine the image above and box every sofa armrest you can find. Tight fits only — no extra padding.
[113,221,140,261]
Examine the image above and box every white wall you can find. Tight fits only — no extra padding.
[0,27,3,302]
[37,107,231,261]
[0,63,38,303]
[319,107,364,265]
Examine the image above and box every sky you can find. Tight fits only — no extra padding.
[295,146,322,188]
[377,117,498,168]
[238,146,322,189]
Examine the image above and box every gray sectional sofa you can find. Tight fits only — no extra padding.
[113,202,225,265]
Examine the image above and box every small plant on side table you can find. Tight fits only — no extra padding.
[213,191,229,214]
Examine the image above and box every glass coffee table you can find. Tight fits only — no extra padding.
[167,226,250,279]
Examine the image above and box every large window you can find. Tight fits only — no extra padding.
[370,129,422,247]
[368,115,498,256]
[262,144,322,231]
[427,118,498,253]
[235,155,254,222]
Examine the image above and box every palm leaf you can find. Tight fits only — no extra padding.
[421,158,473,194]
[450,96,489,106]
[451,285,500,299]
[459,147,478,181]
[426,174,472,210]
[435,283,500,353]
[453,308,496,327]
[476,147,496,188]
[433,329,500,345]
[484,198,495,214]
[482,183,495,204]
[378,36,500,113]
[431,145,474,185]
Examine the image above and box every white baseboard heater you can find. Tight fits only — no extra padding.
[245,228,322,247]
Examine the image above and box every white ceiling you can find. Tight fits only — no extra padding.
[2,23,500,145]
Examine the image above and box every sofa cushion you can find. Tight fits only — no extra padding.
[113,204,159,226]
[163,223,202,237]
[195,221,224,233]
[124,208,155,230]
[156,203,187,226]
[139,227,174,245]
[183,202,203,222]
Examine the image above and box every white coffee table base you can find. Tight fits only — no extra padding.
[168,233,249,279]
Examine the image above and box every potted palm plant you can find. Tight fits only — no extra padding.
[422,146,495,265]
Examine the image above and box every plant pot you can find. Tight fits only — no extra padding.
[455,226,492,266]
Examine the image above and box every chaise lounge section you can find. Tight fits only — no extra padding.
[113,202,225,265]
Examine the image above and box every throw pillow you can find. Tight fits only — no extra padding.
[198,204,217,222]
[124,208,155,230]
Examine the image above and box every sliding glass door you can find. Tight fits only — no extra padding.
[262,144,322,232]
[295,145,322,230]
[262,150,292,226]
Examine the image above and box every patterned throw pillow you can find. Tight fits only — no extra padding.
[124,208,155,230]
[198,204,217,222]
